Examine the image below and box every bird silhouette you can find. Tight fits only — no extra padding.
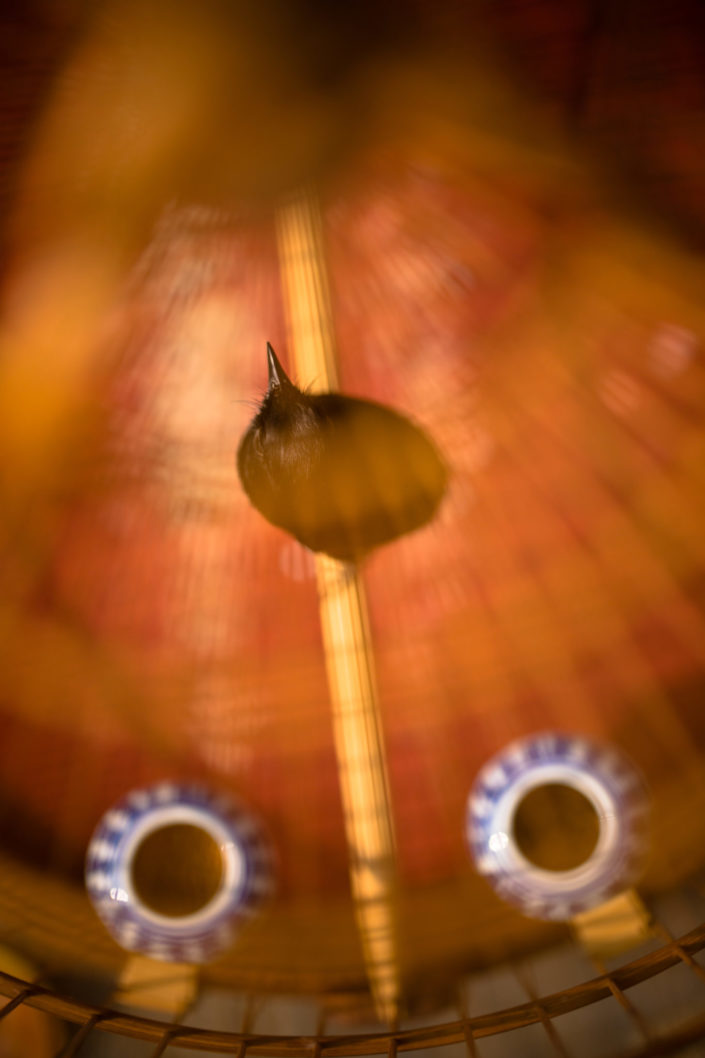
[237,344,448,561]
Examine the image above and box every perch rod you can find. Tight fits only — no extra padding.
[276,187,400,1024]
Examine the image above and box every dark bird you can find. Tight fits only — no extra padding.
[236,344,449,561]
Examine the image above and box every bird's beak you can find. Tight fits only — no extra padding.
[266,342,291,390]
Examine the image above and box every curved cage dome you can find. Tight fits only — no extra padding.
[0,0,705,1054]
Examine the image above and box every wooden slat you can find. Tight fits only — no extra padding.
[276,188,399,1024]
[0,925,703,1053]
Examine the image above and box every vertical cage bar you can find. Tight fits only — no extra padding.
[0,986,38,1020]
[53,1012,104,1058]
[276,187,400,1025]
[651,921,705,987]
[456,981,478,1058]
[150,1028,184,1058]
[513,966,572,1058]
[592,959,652,1042]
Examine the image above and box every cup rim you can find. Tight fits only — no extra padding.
[112,803,247,929]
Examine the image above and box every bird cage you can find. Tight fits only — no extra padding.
[1,1,705,1056]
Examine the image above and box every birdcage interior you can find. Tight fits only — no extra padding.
[1,1,705,1056]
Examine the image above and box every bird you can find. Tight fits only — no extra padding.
[236,343,448,561]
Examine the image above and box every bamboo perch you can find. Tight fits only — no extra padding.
[276,188,400,1024]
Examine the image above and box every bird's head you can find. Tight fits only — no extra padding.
[250,343,315,434]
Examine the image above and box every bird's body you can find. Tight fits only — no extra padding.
[237,345,448,561]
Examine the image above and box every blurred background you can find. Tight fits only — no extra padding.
[0,0,705,1055]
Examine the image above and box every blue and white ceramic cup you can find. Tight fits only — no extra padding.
[466,733,648,920]
[86,783,274,962]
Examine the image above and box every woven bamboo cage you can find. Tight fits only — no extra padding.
[1,1,705,1055]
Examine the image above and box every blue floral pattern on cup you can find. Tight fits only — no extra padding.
[86,782,274,962]
[466,733,648,920]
